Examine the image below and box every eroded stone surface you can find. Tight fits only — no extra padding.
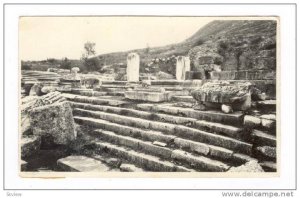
[244,115,261,128]
[57,155,110,172]
[191,81,252,111]
[256,146,276,158]
[30,101,76,145]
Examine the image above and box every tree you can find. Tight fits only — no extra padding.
[81,41,101,72]
[82,41,96,59]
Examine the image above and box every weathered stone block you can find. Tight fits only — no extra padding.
[191,81,252,111]
[261,118,276,130]
[256,146,276,158]
[57,155,110,172]
[29,101,76,145]
[244,115,261,128]
[21,136,41,159]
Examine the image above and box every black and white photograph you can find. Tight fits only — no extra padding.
[19,16,278,175]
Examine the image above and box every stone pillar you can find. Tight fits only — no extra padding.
[127,53,140,82]
[184,57,191,74]
[176,56,191,80]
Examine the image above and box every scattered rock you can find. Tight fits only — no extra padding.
[228,161,264,172]
[29,101,76,145]
[193,103,206,111]
[256,146,276,158]
[29,83,43,96]
[153,141,167,147]
[221,104,233,114]
[41,86,57,94]
[105,158,122,168]
[244,115,261,128]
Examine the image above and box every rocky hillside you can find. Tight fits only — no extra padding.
[98,20,277,73]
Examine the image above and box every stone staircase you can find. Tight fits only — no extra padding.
[58,86,277,172]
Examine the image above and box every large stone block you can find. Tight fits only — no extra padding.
[191,81,252,111]
[57,155,110,172]
[29,101,76,145]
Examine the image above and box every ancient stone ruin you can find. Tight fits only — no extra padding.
[176,56,191,80]
[21,50,276,173]
[127,53,140,82]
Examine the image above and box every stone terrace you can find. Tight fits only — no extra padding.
[56,78,276,172]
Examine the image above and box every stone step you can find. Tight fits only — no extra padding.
[94,141,195,172]
[57,155,111,172]
[74,116,239,163]
[137,103,244,126]
[62,93,132,107]
[93,129,174,159]
[256,100,276,112]
[171,95,196,103]
[101,87,127,92]
[101,81,128,85]
[100,85,131,89]
[125,91,170,102]
[71,102,243,138]
[73,110,252,154]
[194,120,243,138]
[251,129,276,147]
[171,149,230,172]
[71,102,196,125]
[70,89,107,97]
[105,91,125,96]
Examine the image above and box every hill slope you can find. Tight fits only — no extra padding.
[97,19,277,73]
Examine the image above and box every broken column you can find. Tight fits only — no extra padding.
[176,56,191,80]
[127,53,140,82]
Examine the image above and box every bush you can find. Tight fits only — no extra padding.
[81,57,102,72]
[21,64,32,70]
[60,58,72,70]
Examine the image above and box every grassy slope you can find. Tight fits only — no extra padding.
[97,20,276,66]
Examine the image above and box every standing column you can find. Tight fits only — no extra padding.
[127,53,140,82]
[176,56,191,80]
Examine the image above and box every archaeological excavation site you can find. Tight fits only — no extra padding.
[20,19,277,174]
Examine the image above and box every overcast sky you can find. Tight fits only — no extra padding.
[19,17,213,61]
